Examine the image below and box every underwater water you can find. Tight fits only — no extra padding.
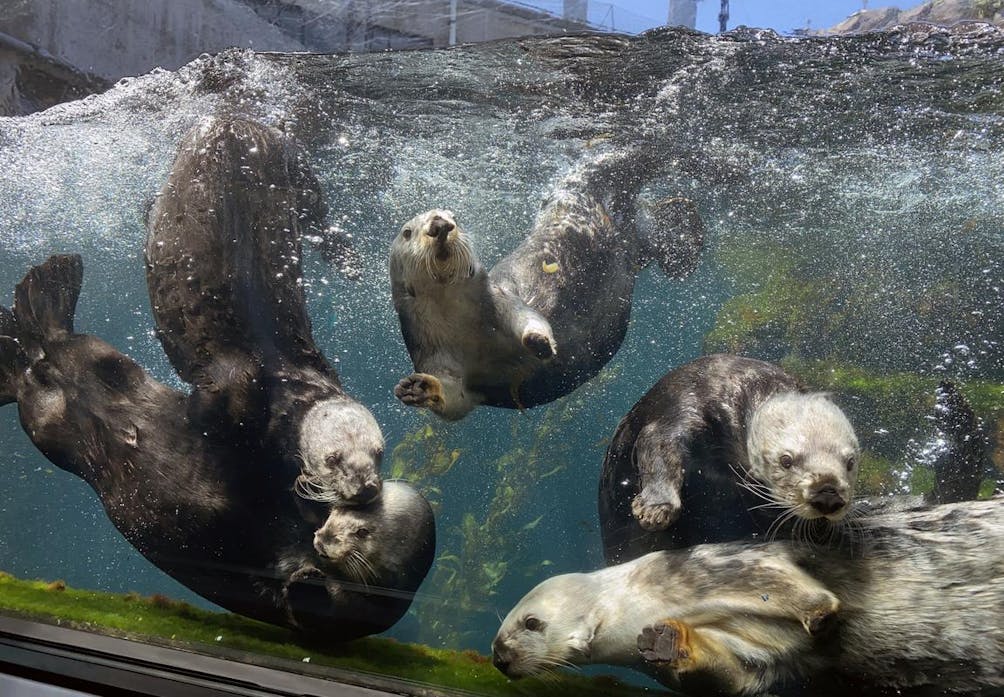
[0,23,1002,693]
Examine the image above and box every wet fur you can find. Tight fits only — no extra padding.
[600,354,861,564]
[0,255,430,640]
[496,498,1004,695]
[390,151,704,421]
[146,116,383,503]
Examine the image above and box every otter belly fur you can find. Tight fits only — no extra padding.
[495,498,1004,696]
[390,150,705,421]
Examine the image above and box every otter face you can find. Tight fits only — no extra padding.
[391,209,476,284]
[493,575,594,679]
[746,392,859,522]
[295,398,384,505]
[312,506,378,584]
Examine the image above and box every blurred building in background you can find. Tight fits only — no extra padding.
[0,0,602,115]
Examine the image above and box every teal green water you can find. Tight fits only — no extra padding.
[0,27,1002,689]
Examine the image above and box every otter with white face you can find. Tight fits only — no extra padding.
[493,542,842,692]
[497,500,1004,696]
[295,399,384,504]
[146,116,384,505]
[599,354,860,565]
[390,151,705,421]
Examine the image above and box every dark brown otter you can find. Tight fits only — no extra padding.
[145,116,382,505]
[0,255,434,640]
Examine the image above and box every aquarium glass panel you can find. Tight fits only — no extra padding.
[0,1,1002,696]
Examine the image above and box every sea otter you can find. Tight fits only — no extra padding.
[598,354,861,564]
[494,498,1004,696]
[146,116,382,505]
[390,150,704,421]
[0,255,433,640]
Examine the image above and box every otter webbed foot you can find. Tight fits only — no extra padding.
[631,486,682,531]
[394,373,445,410]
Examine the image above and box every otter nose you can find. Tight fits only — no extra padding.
[427,215,455,239]
[347,480,382,505]
[313,532,337,556]
[492,647,512,675]
[809,485,846,515]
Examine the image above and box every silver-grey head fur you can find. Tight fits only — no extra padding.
[390,209,477,286]
[295,398,384,505]
[746,392,859,523]
[311,480,432,587]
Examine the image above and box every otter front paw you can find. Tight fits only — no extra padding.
[802,594,840,636]
[631,492,681,531]
[638,619,695,669]
[521,329,557,361]
[394,373,445,410]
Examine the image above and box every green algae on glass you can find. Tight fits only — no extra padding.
[0,571,655,697]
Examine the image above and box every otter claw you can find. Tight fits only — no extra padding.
[394,373,445,409]
[522,330,557,361]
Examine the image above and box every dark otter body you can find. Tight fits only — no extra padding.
[0,256,432,640]
[599,354,863,565]
[390,151,704,421]
[146,117,382,504]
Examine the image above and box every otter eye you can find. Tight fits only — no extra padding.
[402,227,413,240]
[524,616,543,632]
[357,527,371,538]
[846,456,856,472]
[324,454,343,469]
[779,453,794,470]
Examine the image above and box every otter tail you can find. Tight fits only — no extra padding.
[0,255,83,404]
[569,146,705,279]
[927,380,992,504]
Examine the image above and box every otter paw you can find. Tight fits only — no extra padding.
[394,373,445,409]
[802,594,840,636]
[638,620,693,667]
[522,329,557,361]
[631,494,681,532]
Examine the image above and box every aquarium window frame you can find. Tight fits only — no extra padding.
[0,615,404,697]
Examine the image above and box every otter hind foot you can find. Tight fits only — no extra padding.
[394,373,445,410]
[631,490,682,531]
[521,327,557,361]
[638,619,694,668]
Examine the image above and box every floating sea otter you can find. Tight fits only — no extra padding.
[146,117,382,505]
[390,150,705,421]
[495,498,1004,696]
[0,255,434,639]
[598,354,861,564]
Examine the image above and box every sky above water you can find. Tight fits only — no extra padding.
[521,0,876,34]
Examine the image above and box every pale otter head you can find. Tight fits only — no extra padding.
[493,573,598,679]
[295,398,384,505]
[746,392,859,522]
[312,506,379,584]
[391,209,477,285]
